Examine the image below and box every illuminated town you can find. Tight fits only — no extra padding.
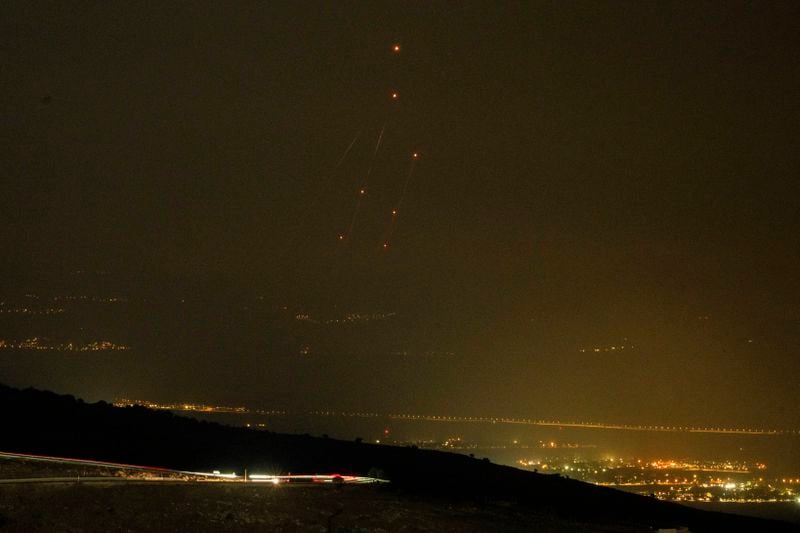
[0,338,130,351]
[398,437,800,505]
[389,350,457,358]
[17,294,127,303]
[0,293,127,315]
[515,455,799,504]
[578,344,634,353]
[50,295,127,303]
[113,398,285,416]
[0,306,65,315]
[294,311,397,324]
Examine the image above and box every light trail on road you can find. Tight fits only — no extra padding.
[0,451,386,485]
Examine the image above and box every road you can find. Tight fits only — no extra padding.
[0,451,386,485]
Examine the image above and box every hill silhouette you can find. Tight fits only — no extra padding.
[0,383,795,532]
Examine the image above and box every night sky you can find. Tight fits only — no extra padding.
[2,2,799,429]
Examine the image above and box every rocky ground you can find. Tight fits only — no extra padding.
[0,482,654,532]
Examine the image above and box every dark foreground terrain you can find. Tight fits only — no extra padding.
[0,479,644,532]
[1,384,797,532]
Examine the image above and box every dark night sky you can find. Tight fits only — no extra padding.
[2,2,799,428]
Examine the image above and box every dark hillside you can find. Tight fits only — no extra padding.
[1,384,795,532]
